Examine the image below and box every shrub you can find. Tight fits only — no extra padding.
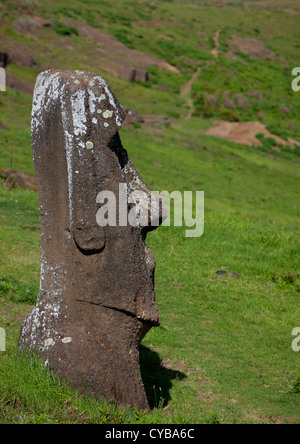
[291,375,300,394]
[220,109,240,121]
[53,22,79,37]
[112,28,134,48]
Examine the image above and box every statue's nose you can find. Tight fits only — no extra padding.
[140,194,168,240]
[127,189,168,239]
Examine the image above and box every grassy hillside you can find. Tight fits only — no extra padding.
[0,0,300,424]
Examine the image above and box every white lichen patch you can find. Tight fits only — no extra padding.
[90,76,123,127]
[92,117,98,124]
[103,110,114,119]
[49,72,60,81]
[71,89,87,138]
[104,122,109,128]
[88,89,98,114]
[32,70,62,133]
[97,109,102,114]
[62,125,75,221]
[44,338,55,347]
[86,141,94,150]
[62,337,72,344]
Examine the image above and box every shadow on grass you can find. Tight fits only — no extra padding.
[139,345,187,410]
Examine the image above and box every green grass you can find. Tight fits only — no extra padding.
[0,350,195,424]
[0,0,300,424]
[192,55,300,142]
[1,121,300,423]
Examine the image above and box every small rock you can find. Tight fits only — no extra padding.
[215,270,228,276]
[129,68,149,82]
[215,270,240,277]
[0,52,8,68]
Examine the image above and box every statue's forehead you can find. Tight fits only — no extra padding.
[32,69,126,140]
[50,69,124,124]
[49,69,109,90]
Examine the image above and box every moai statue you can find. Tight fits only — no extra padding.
[19,69,165,410]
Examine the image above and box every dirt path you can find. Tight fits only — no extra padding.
[180,67,201,97]
[180,29,220,119]
[178,28,300,149]
[180,67,202,119]
[211,29,221,58]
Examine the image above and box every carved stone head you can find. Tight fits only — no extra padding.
[19,69,165,410]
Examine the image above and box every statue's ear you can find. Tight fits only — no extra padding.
[60,70,126,252]
[70,154,107,253]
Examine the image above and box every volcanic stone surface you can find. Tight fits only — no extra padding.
[19,69,165,410]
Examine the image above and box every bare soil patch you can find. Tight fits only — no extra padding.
[282,8,300,15]
[230,36,275,60]
[203,120,300,149]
